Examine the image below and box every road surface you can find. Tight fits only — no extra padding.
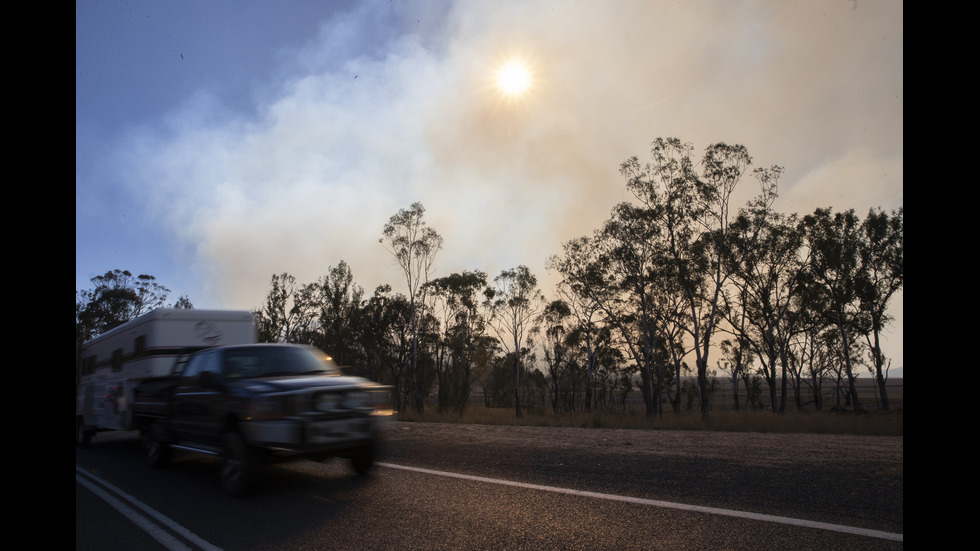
[76,422,903,550]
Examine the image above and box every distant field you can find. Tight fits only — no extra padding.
[400,378,904,437]
[852,376,903,407]
[701,376,903,411]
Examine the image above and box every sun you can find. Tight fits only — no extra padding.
[496,60,532,96]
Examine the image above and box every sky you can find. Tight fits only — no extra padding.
[76,0,903,371]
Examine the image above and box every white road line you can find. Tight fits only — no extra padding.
[75,466,223,551]
[377,462,903,543]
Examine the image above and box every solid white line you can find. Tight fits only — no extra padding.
[75,466,223,551]
[377,462,903,543]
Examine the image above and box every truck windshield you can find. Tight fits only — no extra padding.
[224,346,340,379]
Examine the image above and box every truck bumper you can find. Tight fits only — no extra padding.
[239,413,391,455]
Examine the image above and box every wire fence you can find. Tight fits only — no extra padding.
[465,375,904,414]
[686,376,904,412]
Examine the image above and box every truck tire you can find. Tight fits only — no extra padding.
[221,432,260,497]
[146,424,171,469]
[350,441,376,476]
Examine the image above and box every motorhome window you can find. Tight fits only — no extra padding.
[135,335,146,357]
[111,349,123,372]
[83,355,96,376]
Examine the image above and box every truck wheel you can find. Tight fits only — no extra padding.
[76,417,91,449]
[350,441,375,476]
[221,432,260,497]
[146,425,171,469]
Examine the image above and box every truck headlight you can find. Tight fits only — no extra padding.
[366,388,394,415]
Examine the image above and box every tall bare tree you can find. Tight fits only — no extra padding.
[380,202,443,413]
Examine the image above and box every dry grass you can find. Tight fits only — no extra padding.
[397,404,903,437]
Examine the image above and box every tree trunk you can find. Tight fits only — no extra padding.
[731,368,741,411]
[779,355,788,413]
[514,341,522,418]
[839,325,861,412]
[639,365,654,416]
[697,357,710,420]
[872,329,891,412]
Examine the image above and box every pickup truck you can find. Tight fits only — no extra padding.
[132,343,393,496]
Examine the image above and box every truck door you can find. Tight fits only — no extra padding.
[172,349,224,445]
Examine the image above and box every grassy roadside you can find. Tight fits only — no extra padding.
[396,405,904,437]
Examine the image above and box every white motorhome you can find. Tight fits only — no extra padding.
[75,308,255,446]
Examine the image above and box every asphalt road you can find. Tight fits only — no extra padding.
[76,422,902,550]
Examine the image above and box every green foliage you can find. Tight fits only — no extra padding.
[76,269,177,342]
[75,269,188,385]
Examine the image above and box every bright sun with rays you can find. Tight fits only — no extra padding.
[496,60,532,96]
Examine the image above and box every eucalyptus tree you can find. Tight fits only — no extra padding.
[551,284,592,412]
[290,281,322,344]
[358,285,413,412]
[76,269,179,385]
[650,269,693,413]
[857,207,903,412]
[311,261,365,369]
[485,265,545,417]
[76,269,174,342]
[254,272,315,344]
[554,279,612,413]
[596,203,672,415]
[724,168,807,411]
[818,323,865,409]
[424,270,490,415]
[551,218,668,416]
[380,202,444,413]
[548,236,616,413]
[788,304,834,410]
[801,208,867,411]
[621,138,752,418]
[539,299,573,414]
[717,336,753,411]
[589,333,630,413]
